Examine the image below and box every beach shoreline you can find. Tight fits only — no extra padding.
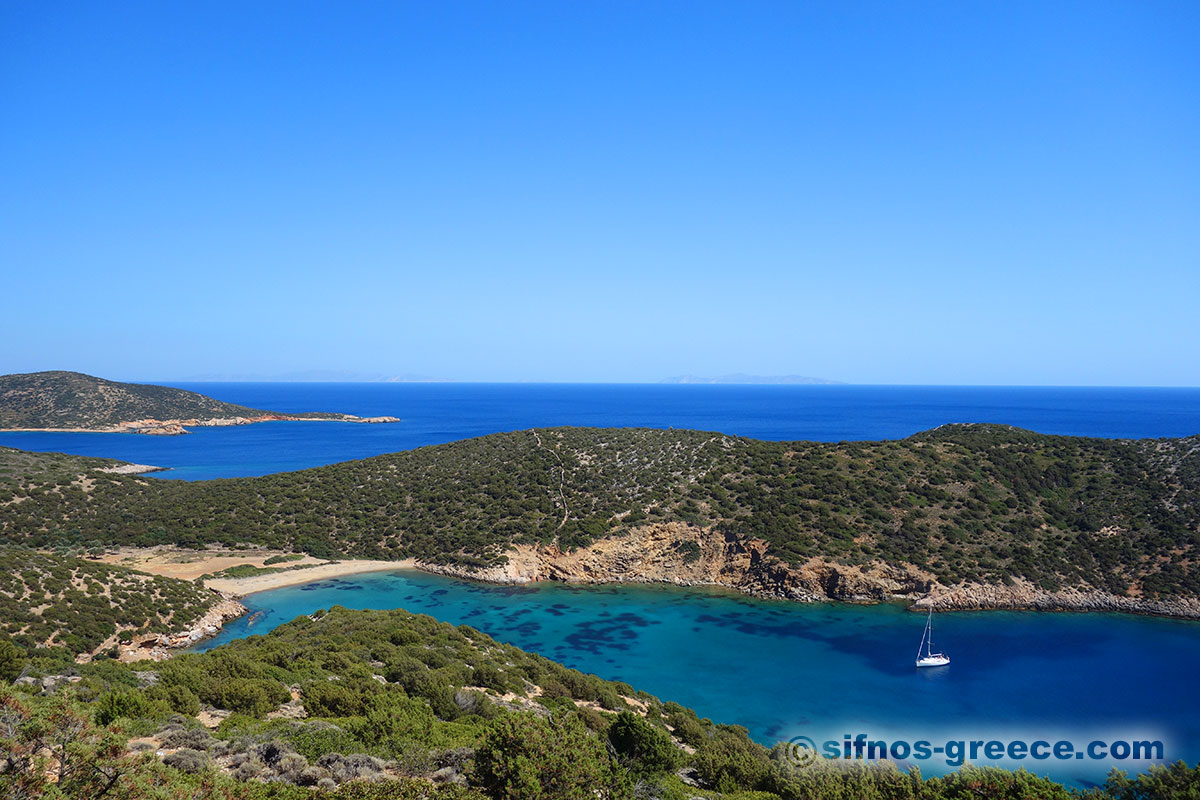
[98,542,1200,635]
[96,546,413,595]
[84,548,417,659]
[205,559,416,595]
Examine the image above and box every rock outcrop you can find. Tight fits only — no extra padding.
[923,581,1200,617]
[419,522,934,603]
[97,462,166,475]
[109,595,248,663]
[14,674,83,693]
[419,522,1200,619]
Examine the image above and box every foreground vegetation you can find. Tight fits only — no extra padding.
[0,370,348,429]
[0,546,220,657]
[3,606,1197,799]
[3,423,1199,596]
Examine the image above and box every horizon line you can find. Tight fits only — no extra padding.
[140,379,1200,389]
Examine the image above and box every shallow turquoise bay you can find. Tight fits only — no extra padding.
[198,570,1200,785]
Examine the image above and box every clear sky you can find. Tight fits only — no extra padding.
[2,2,1197,384]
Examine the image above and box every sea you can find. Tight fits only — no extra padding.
[200,569,1200,786]
[0,383,1197,480]
[3,383,1198,785]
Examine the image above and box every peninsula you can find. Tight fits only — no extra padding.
[0,370,399,434]
[2,422,1197,618]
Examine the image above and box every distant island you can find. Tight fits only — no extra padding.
[0,371,399,435]
[660,373,843,385]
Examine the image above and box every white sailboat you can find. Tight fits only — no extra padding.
[915,606,950,668]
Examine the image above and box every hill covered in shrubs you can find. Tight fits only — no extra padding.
[2,424,1198,598]
[0,546,222,657]
[0,370,363,430]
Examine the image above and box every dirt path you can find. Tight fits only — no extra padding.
[532,429,569,532]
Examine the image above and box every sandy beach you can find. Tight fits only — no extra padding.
[96,546,412,595]
[204,559,414,595]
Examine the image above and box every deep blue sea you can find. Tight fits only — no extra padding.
[199,569,1200,786]
[5,383,1199,783]
[0,383,1197,480]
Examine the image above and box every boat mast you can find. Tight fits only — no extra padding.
[916,606,931,660]
[925,607,934,657]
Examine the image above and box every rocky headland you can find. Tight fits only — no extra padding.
[0,370,401,434]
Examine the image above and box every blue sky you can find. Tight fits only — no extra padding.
[2,2,1197,384]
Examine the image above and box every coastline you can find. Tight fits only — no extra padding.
[0,413,400,436]
[97,546,414,594]
[97,462,168,475]
[205,559,415,595]
[103,529,1200,662]
[106,553,1200,664]
[412,523,1200,621]
[89,551,416,660]
[419,561,1200,621]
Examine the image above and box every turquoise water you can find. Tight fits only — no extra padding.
[198,569,1200,785]
[2,383,1197,479]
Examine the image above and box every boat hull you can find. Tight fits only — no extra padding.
[916,655,950,668]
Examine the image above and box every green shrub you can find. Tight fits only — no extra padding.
[304,680,371,718]
[264,554,304,566]
[211,678,290,717]
[693,726,771,794]
[471,712,631,800]
[0,637,27,683]
[94,688,164,725]
[607,711,680,776]
[147,683,200,716]
[470,664,512,694]
[664,710,705,747]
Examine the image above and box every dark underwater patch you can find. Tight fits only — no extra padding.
[562,612,654,655]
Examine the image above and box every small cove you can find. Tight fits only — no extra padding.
[197,569,1200,785]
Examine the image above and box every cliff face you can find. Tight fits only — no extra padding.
[420,522,1200,619]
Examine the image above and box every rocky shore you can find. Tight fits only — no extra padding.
[75,595,250,664]
[0,413,401,436]
[417,522,935,603]
[418,522,1200,620]
[921,582,1200,618]
[97,462,167,475]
